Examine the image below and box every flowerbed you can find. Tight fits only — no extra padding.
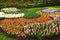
[1,8,18,12]
[37,10,60,16]
[0,7,60,40]
[0,12,24,18]
[0,8,40,18]
[0,16,60,40]
[0,15,52,37]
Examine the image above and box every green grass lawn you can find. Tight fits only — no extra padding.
[0,32,15,40]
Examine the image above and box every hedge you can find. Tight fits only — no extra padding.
[0,0,60,8]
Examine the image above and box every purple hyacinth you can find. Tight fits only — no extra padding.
[42,9,58,13]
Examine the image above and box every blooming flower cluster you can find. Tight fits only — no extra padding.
[1,8,18,12]
[42,9,58,13]
[24,16,60,37]
[0,12,24,18]
[0,16,52,37]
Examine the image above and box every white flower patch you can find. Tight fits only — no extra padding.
[0,12,5,17]
[1,8,18,12]
[0,12,24,18]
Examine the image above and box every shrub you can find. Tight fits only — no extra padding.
[0,0,60,8]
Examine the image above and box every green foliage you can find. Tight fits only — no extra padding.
[24,12,40,18]
[0,0,60,8]
[0,3,4,9]
[0,32,14,40]
[23,8,41,18]
[27,34,42,40]
[0,9,25,14]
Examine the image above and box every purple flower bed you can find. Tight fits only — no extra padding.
[42,9,60,13]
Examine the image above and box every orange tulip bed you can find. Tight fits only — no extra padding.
[0,16,52,37]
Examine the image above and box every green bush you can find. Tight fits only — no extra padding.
[0,0,60,8]
[0,3,4,9]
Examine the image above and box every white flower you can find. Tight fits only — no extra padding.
[0,12,4,15]
[0,12,24,18]
[1,8,18,12]
[0,12,5,17]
